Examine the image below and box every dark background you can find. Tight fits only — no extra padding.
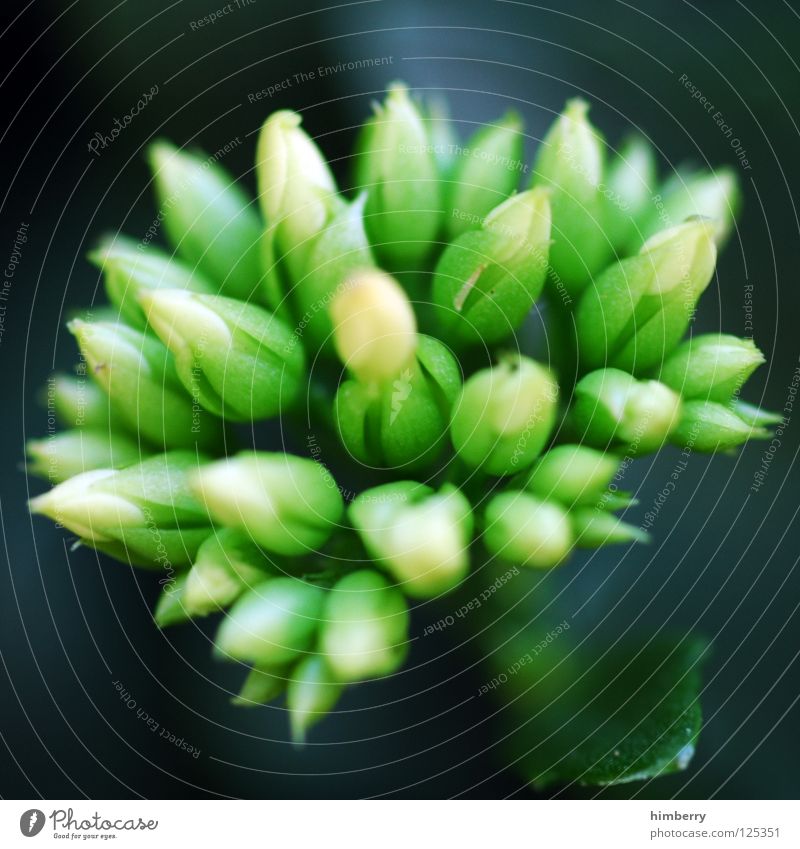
[1,0,799,799]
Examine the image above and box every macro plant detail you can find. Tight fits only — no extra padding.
[28,81,773,782]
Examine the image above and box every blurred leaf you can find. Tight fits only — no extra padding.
[500,634,707,788]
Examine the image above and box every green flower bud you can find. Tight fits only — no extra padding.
[191,452,344,555]
[29,452,212,567]
[657,334,765,403]
[232,665,287,707]
[321,570,409,683]
[148,141,263,299]
[349,482,473,598]
[638,167,741,249]
[214,577,325,666]
[139,290,304,421]
[27,430,144,483]
[484,491,573,568]
[446,111,525,238]
[287,655,343,743]
[575,219,717,374]
[570,509,649,548]
[154,574,191,628]
[49,373,114,430]
[354,82,442,266]
[671,400,769,452]
[450,355,559,476]
[569,368,682,452]
[297,194,374,350]
[519,444,621,507]
[604,134,658,252]
[531,98,610,293]
[433,188,551,346]
[89,235,216,330]
[68,319,222,450]
[330,268,418,384]
[731,400,783,428]
[334,334,461,470]
[184,529,279,617]
[256,110,339,282]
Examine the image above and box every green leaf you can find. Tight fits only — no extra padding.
[497,633,707,788]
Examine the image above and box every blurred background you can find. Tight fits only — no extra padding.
[1,0,799,798]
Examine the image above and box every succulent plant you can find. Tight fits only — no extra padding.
[28,85,774,787]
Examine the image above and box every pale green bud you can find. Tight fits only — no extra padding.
[297,194,374,350]
[531,98,610,293]
[321,570,409,683]
[484,491,573,568]
[731,400,783,428]
[446,111,525,237]
[570,509,649,547]
[330,268,418,384]
[569,368,682,452]
[184,529,279,617]
[139,290,304,421]
[638,167,741,249]
[191,452,344,555]
[148,141,263,299]
[29,453,212,567]
[657,334,765,403]
[519,444,621,507]
[354,82,443,266]
[49,373,114,430]
[349,482,473,598]
[256,110,339,281]
[287,655,344,743]
[450,355,559,475]
[232,665,287,707]
[27,430,144,484]
[604,134,658,252]
[68,319,222,451]
[576,219,717,374]
[334,334,461,470]
[89,235,216,330]
[214,578,325,666]
[154,574,191,628]
[433,188,551,346]
[671,400,769,452]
